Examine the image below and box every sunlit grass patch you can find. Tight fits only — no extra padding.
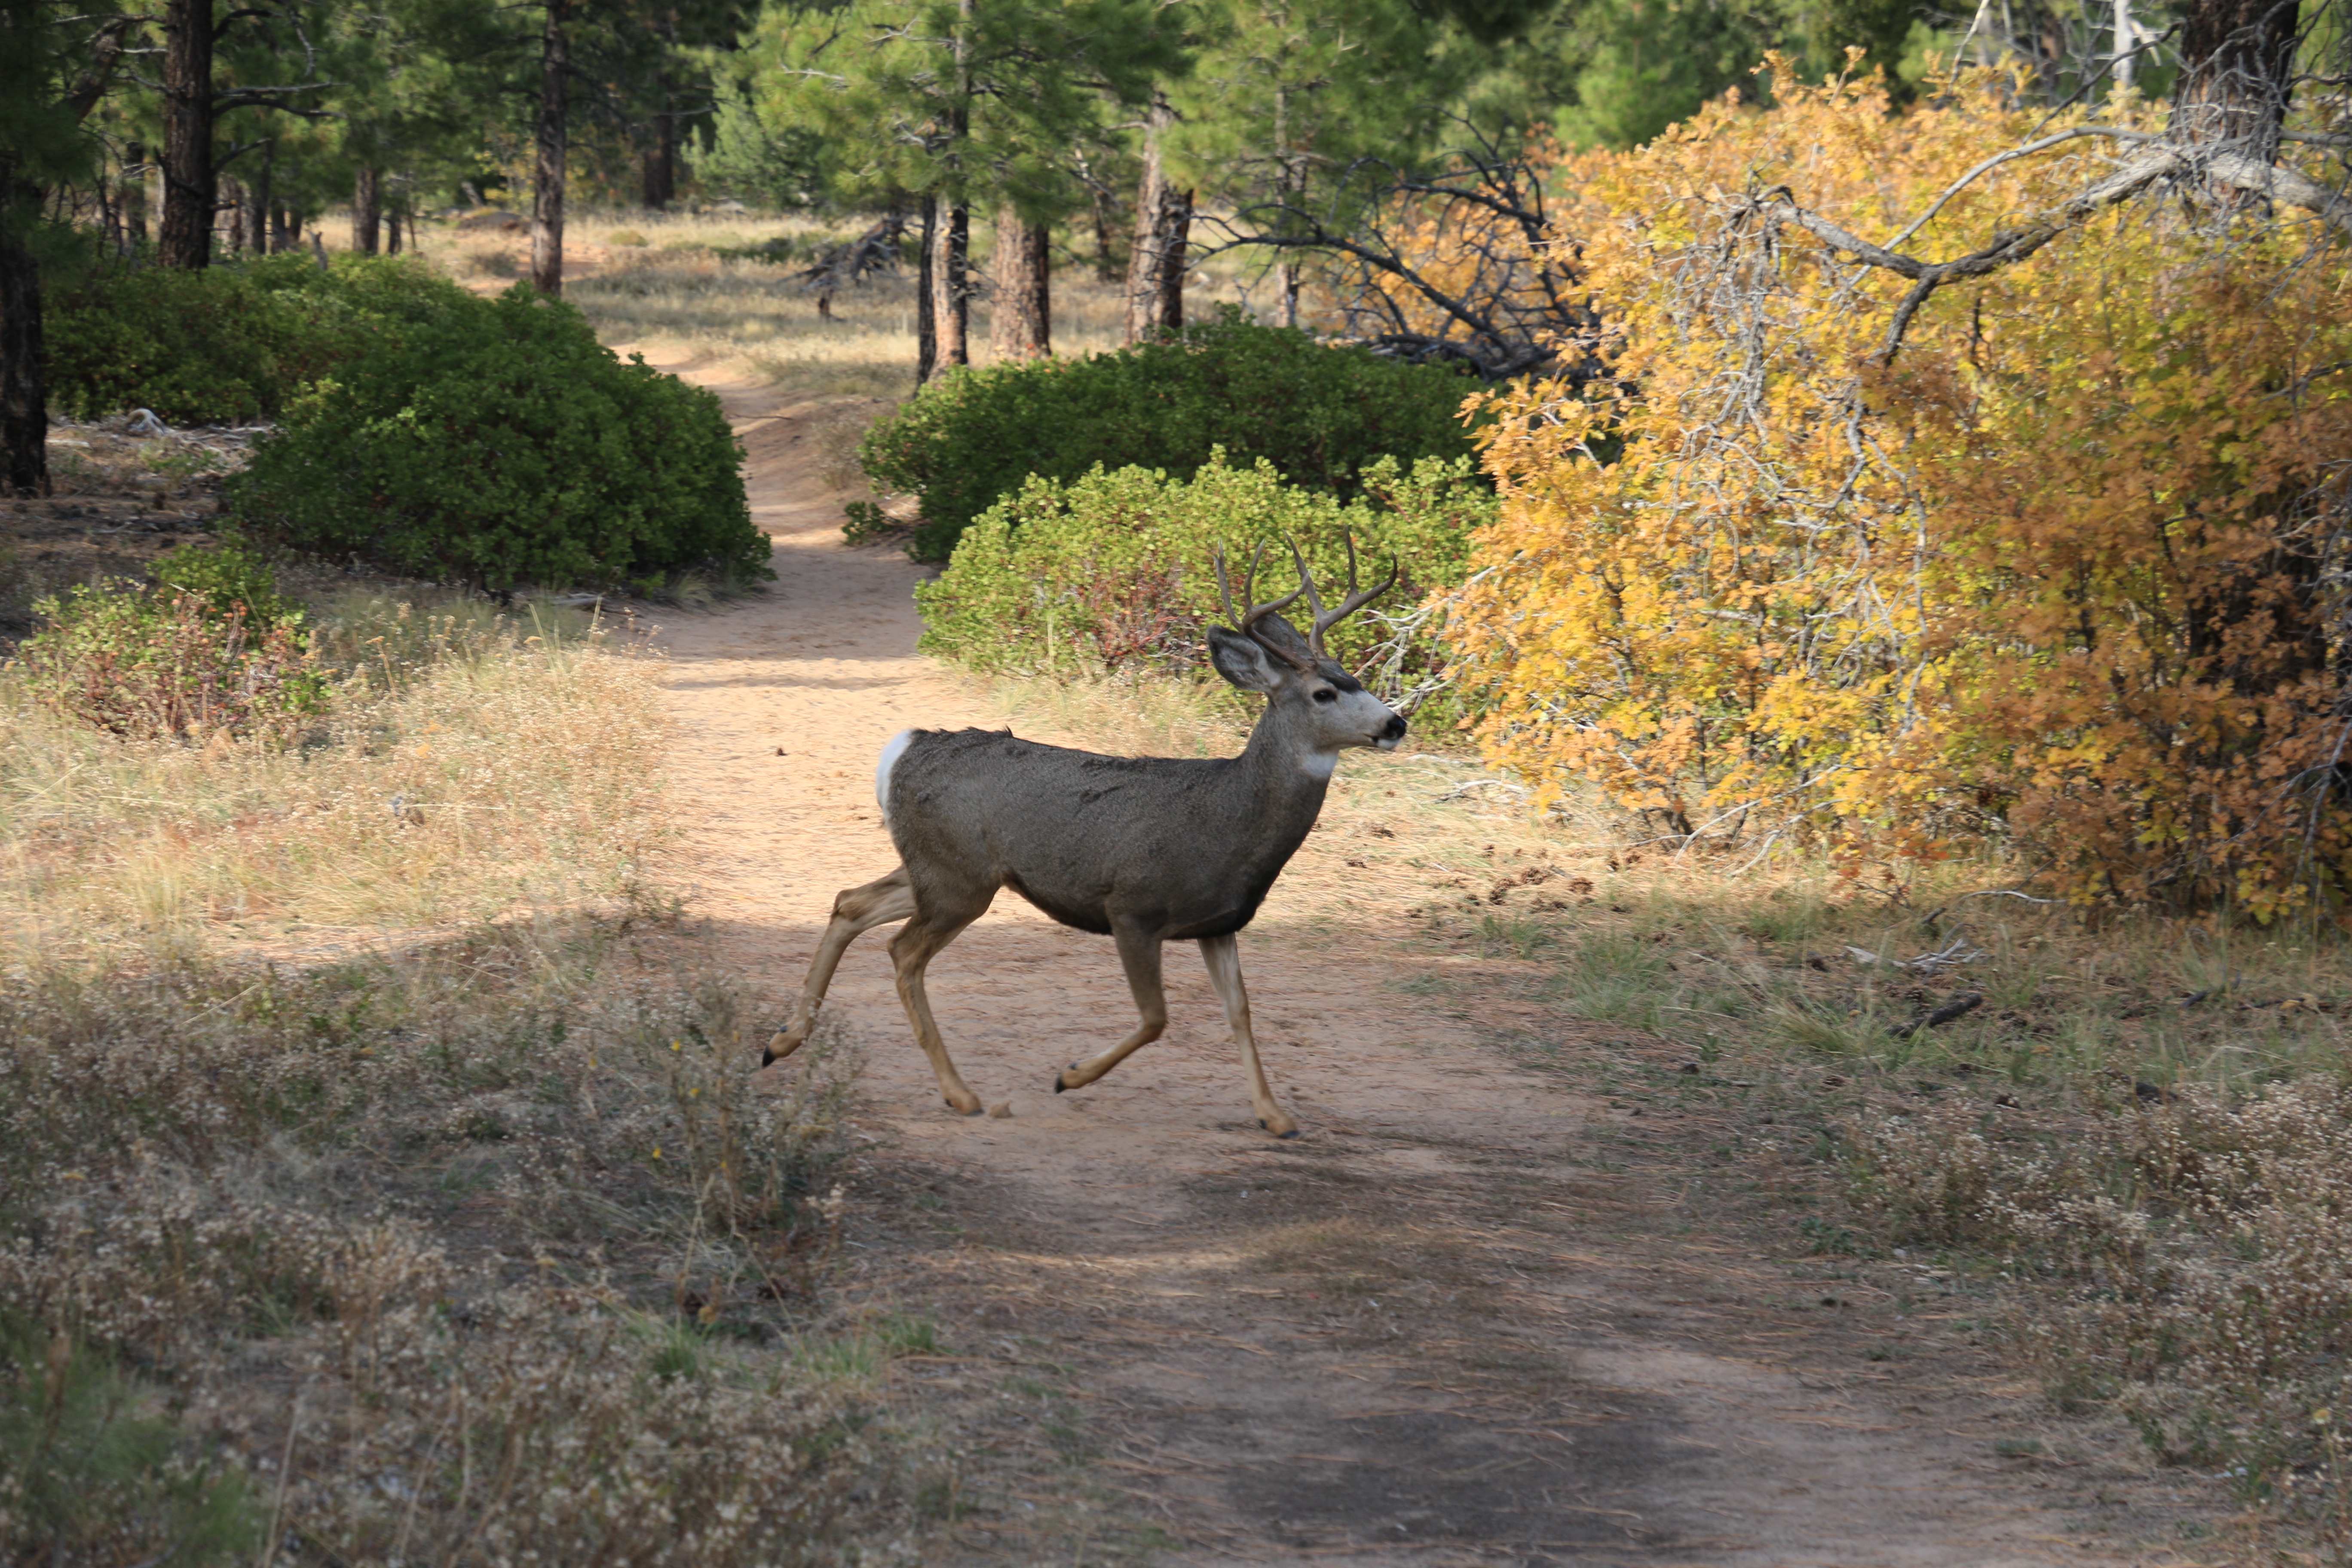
[0,590,663,961]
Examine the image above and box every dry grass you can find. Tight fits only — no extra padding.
[0,519,934,1561]
[404,207,1263,404]
[0,904,910,1564]
[0,591,663,963]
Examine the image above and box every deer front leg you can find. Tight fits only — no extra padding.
[763,867,916,1067]
[1198,934,1297,1138]
[1053,925,1166,1093]
[888,908,987,1116]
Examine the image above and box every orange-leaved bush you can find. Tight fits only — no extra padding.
[1448,67,2352,915]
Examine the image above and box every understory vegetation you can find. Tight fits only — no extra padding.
[2,546,664,953]
[858,313,1488,561]
[915,453,1491,717]
[43,252,476,426]
[230,285,767,593]
[1454,72,2352,918]
[44,250,767,596]
[0,534,920,1563]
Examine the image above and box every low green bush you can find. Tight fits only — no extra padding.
[230,285,768,593]
[914,453,1493,715]
[14,541,328,743]
[44,252,475,426]
[861,309,1488,561]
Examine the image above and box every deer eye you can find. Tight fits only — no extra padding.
[1312,688,1337,704]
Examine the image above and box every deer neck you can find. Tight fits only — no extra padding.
[1231,703,1340,845]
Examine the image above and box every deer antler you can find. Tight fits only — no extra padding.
[1214,543,1310,665]
[1288,533,1399,658]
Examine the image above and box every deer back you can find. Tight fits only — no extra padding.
[884,728,1326,939]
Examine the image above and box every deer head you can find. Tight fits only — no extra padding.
[1207,536,1407,762]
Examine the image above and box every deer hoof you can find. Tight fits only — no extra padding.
[1053,1070,1071,1094]
[1259,1118,1302,1139]
[950,1099,983,1117]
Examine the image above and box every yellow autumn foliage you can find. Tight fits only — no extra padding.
[1449,67,2352,916]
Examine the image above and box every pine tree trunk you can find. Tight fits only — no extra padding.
[2170,0,2299,158]
[352,165,381,254]
[386,203,402,254]
[1156,187,1191,333]
[124,141,148,243]
[991,205,1051,361]
[532,0,570,296]
[1125,94,1171,343]
[1090,183,1120,282]
[159,0,215,269]
[642,79,677,209]
[931,0,972,370]
[245,142,269,251]
[0,220,47,497]
[933,202,969,369]
[916,192,939,383]
[1273,85,1298,328]
[99,171,124,255]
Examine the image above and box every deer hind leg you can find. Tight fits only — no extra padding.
[888,903,989,1116]
[1198,934,1298,1138]
[1052,925,1166,1094]
[763,867,916,1067]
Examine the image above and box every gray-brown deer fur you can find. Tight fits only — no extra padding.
[760,541,1406,1137]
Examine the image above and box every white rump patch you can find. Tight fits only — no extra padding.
[875,729,915,825]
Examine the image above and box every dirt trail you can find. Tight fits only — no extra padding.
[642,356,2181,1566]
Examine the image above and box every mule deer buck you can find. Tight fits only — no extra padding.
[760,539,1406,1137]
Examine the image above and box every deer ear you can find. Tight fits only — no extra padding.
[1207,626,1284,692]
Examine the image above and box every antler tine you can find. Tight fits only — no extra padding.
[1285,536,1326,632]
[1306,531,1400,654]
[1214,541,1306,646]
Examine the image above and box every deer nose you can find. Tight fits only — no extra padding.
[1382,715,1408,742]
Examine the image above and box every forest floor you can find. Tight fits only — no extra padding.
[620,342,2228,1566]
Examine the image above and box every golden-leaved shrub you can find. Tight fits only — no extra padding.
[1449,68,2352,913]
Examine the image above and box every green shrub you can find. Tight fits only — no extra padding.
[14,542,328,743]
[230,285,768,593]
[861,309,1488,561]
[44,252,475,426]
[0,1313,261,1565]
[914,453,1493,715]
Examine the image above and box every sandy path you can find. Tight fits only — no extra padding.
[644,360,2180,1566]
